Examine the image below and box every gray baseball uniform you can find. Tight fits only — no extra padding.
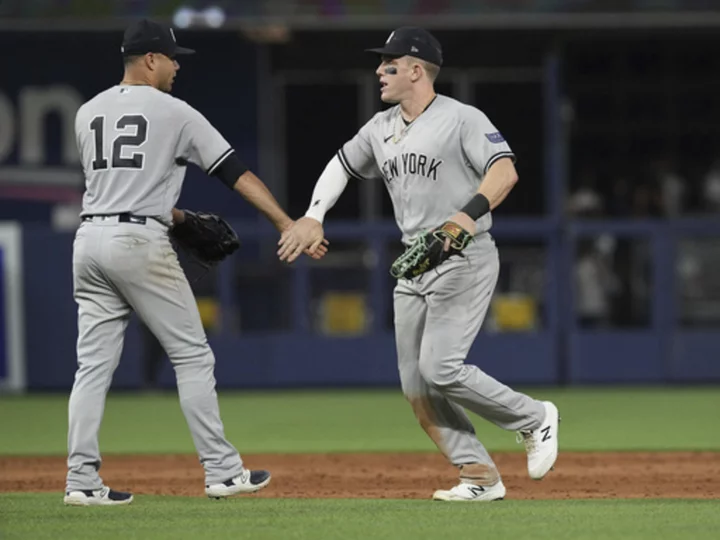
[67,84,243,492]
[339,95,546,481]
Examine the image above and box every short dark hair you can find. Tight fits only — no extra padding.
[405,57,441,82]
[421,60,441,82]
[123,54,143,68]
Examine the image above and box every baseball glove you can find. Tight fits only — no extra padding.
[390,221,473,280]
[170,209,240,269]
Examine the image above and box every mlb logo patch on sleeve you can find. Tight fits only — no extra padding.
[486,132,505,144]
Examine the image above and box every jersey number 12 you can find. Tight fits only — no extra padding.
[90,114,148,171]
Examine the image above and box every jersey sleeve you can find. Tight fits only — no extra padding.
[337,114,382,180]
[460,107,515,176]
[176,103,234,174]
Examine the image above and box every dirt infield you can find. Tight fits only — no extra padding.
[1,452,719,499]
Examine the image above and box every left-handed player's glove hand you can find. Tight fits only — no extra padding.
[170,209,240,268]
[390,220,474,280]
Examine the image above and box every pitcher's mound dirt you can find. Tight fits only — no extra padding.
[1,452,719,499]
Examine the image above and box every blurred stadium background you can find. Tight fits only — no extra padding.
[1,0,720,394]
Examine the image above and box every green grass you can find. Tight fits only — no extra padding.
[1,389,718,539]
[0,387,719,455]
[0,494,718,540]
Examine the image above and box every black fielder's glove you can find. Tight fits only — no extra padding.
[390,221,473,280]
[169,210,240,268]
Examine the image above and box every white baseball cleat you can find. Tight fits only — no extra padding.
[432,480,506,502]
[205,468,271,499]
[63,486,133,506]
[518,401,560,480]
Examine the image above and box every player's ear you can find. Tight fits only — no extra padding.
[410,62,422,82]
[144,53,156,71]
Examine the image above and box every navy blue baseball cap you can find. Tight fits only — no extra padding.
[121,19,195,58]
[366,27,443,67]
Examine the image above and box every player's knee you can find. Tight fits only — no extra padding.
[398,365,423,398]
[74,359,117,386]
[418,356,461,388]
[167,342,214,367]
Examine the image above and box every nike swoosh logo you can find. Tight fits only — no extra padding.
[384,134,393,143]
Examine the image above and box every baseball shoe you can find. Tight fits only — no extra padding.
[205,469,271,499]
[518,401,560,480]
[64,486,133,506]
[432,480,506,502]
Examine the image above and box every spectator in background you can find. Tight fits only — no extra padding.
[575,236,619,328]
[650,158,686,217]
[567,169,604,217]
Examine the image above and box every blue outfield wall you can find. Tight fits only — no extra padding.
[5,31,719,390]
[565,219,720,384]
[20,219,720,390]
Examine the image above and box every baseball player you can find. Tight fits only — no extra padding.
[65,19,326,506]
[278,27,560,501]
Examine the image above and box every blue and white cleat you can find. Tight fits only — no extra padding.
[205,469,271,499]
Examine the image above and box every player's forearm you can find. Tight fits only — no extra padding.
[233,171,292,231]
[304,155,350,223]
[477,158,519,210]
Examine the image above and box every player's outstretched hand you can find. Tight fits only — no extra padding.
[278,217,329,263]
[305,238,329,260]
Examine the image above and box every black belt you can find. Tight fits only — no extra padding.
[81,213,147,225]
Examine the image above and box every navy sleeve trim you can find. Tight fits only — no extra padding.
[484,152,516,175]
[337,148,370,181]
[206,148,234,175]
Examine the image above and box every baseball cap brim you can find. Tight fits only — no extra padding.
[122,44,196,57]
[365,43,407,58]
